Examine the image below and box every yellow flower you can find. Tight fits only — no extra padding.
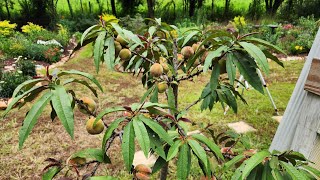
[101,13,119,24]
[299,46,303,51]
[295,46,300,50]
[0,20,17,36]
[170,30,178,38]
[21,22,44,33]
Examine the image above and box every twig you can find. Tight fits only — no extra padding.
[177,69,203,82]
[131,51,155,64]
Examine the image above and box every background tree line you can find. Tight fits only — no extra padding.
[0,0,319,29]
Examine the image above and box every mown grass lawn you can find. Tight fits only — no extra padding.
[0,44,304,179]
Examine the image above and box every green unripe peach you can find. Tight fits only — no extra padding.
[119,48,132,61]
[116,35,128,46]
[86,117,104,135]
[150,63,163,77]
[78,97,96,114]
[157,82,168,93]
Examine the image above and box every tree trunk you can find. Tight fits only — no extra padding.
[5,0,10,19]
[80,0,84,13]
[189,0,196,17]
[66,0,74,17]
[147,0,154,18]
[224,0,231,18]
[110,0,117,16]
[265,0,284,16]
[211,0,214,20]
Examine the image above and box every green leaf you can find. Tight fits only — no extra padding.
[226,53,236,85]
[3,85,46,117]
[94,107,125,126]
[203,45,228,72]
[152,157,167,174]
[182,31,199,47]
[177,142,190,179]
[81,24,99,45]
[157,44,168,56]
[140,85,155,103]
[42,166,61,180]
[188,139,208,169]
[224,154,245,170]
[63,78,98,97]
[19,91,52,149]
[102,117,126,155]
[241,150,270,179]
[89,176,118,180]
[280,161,308,180]
[302,165,320,178]
[140,115,173,145]
[262,50,284,68]
[238,41,269,74]
[122,121,135,171]
[233,52,264,94]
[104,37,115,70]
[271,169,284,180]
[133,117,150,157]
[71,148,110,163]
[148,26,156,37]
[51,85,74,139]
[244,37,287,55]
[191,134,224,160]
[150,87,158,103]
[12,78,46,98]
[167,140,182,161]
[167,86,175,109]
[210,62,220,91]
[147,128,166,159]
[94,31,107,72]
[58,70,103,92]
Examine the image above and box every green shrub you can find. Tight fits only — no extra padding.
[17,59,37,77]
[0,71,29,98]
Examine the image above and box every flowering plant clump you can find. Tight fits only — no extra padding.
[233,16,246,27]
[0,20,17,36]
[283,24,293,30]
[21,22,44,34]
[44,46,61,63]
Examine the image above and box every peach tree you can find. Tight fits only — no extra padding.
[3,16,320,180]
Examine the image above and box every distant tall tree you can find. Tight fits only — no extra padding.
[4,0,11,19]
[118,0,141,16]
[66,0,74,17]
[224,0,231,18]
[147,0,154,18]
[110,0,116,16]
[189,0,205,17]
[264,0,284,15]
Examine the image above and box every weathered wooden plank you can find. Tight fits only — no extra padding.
[270,28,320,153]
[304,58,320,96]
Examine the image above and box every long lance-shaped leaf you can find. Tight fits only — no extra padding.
[203,45,228,72]
[233,52,264,94]
[102,117,126,155]
[263,50,284,68]
[226,53,236,85]
[3,85,46,118]
[42,166,62,180]
[167,140,182,161]
[210,62,220,91]
[122,121,135,171]
[238,41,269,75]
[58,70,103,92]
[280,161,308,180]
[12,78,46,98]
[81,24,99,45]
[243,37,287,55]
[302,165,320,178]
[182,30,200,47]
[94,107,125,126]
[241,150,270,179]
[223,154,245,170]
[140,115,173,145]
[63,78,98,97]
[19,91,52,148]
[133,117,150,157]
[94,31,107,72]
[104,37,115,70]
[191,134,224,160]
[71,148,110,163]
[51,85,74,139]
[188,139,208,169]
[177,142,190,179]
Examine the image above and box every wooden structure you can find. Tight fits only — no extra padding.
[270,28,320,170]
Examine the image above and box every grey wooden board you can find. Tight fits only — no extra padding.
[270,27,320,156]
[291,92,320,156]
[309,135,320,171]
